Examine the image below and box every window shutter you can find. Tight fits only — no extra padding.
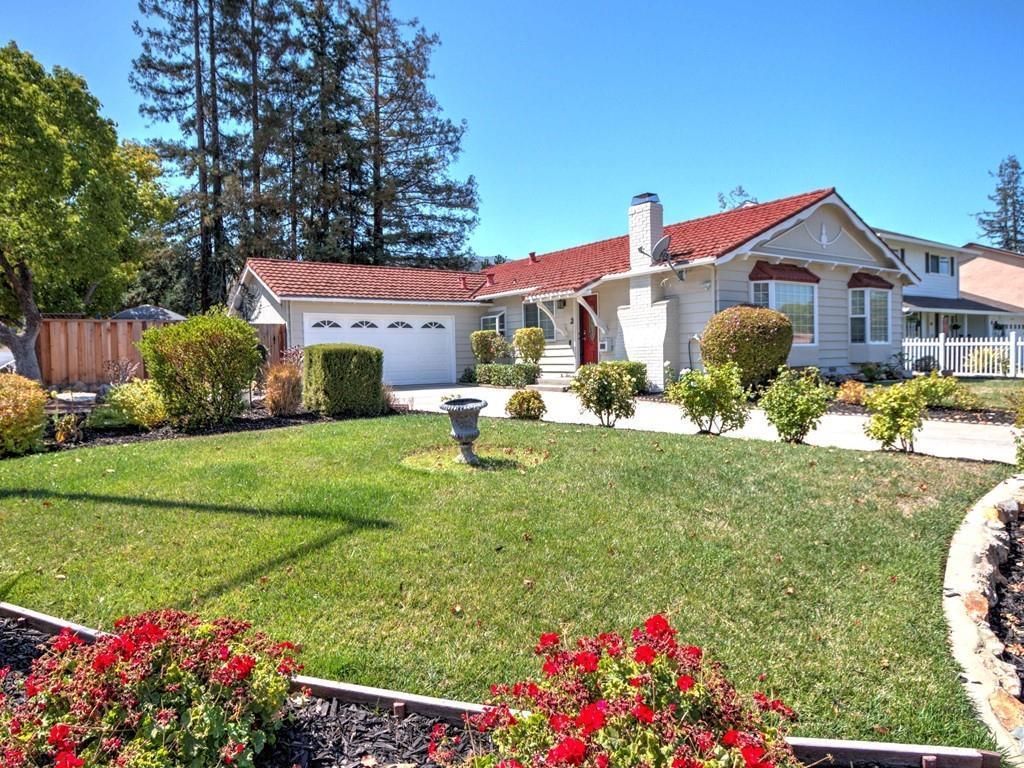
[925,252,931,273]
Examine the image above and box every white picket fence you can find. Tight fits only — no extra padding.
[903,333,1024,377]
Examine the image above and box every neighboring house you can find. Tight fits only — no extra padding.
[875,231,1018,339]
[958,243,1024,336]
[231,187,920,389]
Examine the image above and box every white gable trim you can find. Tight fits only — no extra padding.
[716,193,920,284]
[227,264,281,313]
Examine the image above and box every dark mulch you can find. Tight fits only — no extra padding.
[991,513,1024,691]
[828,401,1015,425]
[0,617,50,706]
[36,406,333,455]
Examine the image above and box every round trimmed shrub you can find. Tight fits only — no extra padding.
[138,310,262,429]
[506,389,546,420]
[303,343,384,418]
[471,330,511,363]
[513,327,546,364]
[0,373,46,456]
[700,306,793,389]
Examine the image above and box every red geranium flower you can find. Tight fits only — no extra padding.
[53,751,84,768]
[632,701,655,723]
[676,674,695,692]
[679,645,703,665]
[741,744,773,768]
[644,614,676,638]
[52,628,84,653]
[573,651,600,673]
[542,657,561,677]
[547,737,586,766]
[535,632,561,654]
[722,730,741,747]
[634,644,656,665]
[47,724,72,749]
[92,651,117,673]
[548,713,571,732]
[575,701,607,736]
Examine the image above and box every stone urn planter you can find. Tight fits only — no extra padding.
[439,398,488,465]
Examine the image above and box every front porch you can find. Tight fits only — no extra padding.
[903,296,1022,339]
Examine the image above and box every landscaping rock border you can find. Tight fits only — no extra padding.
[944,474,1024,761]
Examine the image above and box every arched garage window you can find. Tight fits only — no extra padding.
[422,321,446,329]
[387,320,413,329]
[312,319,341,328]
[351,320,377,328]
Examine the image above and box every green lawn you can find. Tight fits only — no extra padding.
[0,416,1009,747]
[958,377,1022,411]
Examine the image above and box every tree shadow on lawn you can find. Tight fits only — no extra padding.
[0,488,395,527]
[0,487,400,610]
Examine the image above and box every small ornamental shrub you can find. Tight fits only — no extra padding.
[604,361,648,395]
[0,609,301,768]
[471,330,512,364]
[0,373,46,456]
[107,379,168,430]
[514,327,546,365]
[909,371,981,410]
[835,380,867,405]
[759,366,832,444]
[506,390,546,420]
[570,362,636,427]
[52,413,83,445]
[700,306,793,389]
[303,343,384,418]
[476,363,541,389]
[864,380,927,452]
[281,346,304,367]
[138,310,262,429]
[264,362,303,416]
[666,362,750,436]
[459,367,478,384]
[430,614,799,768]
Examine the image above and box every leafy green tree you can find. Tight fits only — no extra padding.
[0,44,167,379]
[976,155,1024,253]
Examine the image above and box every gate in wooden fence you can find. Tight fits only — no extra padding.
[36,318,176,386]
[253,323,287,365]
[903,333,1024,378]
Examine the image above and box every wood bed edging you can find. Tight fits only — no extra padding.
[0,601,1002,767]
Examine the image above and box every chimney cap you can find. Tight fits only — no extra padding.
[630,192,660,206]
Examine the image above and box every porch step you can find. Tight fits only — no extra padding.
[529,376,573,392]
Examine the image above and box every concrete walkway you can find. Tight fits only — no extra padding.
[394,384,1017,464]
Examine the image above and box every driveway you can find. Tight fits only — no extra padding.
[394,384,1017,464]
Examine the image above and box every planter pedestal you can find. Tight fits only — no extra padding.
[439,398,487,465]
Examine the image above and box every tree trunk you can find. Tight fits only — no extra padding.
[0,251,43,381]
[2,327,42,381]
[369,0,384,266]
[208,0,226,303]
[192,0,212,311]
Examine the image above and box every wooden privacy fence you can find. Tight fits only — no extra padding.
[35,319,288,386]
[36,318,175,386]
[903,333,1024,378]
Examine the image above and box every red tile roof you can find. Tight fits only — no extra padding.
[244,188,836,302]
[749,260,820,284]
[476,188,835,298]
[245,258,487,302]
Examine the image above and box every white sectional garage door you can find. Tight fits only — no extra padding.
[302,313,456,385]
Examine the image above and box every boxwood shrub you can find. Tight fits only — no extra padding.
[138,310,261,429]
[476,363,540,388]
[303,343,384,417]
[700,306,793,389]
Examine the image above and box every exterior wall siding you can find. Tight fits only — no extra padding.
[893,242,960,299]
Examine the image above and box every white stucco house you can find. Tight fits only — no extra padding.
[231,187,928,389]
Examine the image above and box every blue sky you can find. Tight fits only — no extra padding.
[3,0,1021,259]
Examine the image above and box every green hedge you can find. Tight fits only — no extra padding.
[476,363,541,388]
[303,343,384,417]
[604,361,647,395]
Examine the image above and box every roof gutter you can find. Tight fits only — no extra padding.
[278,296,492,306]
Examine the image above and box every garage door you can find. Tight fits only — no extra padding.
[303,313,456,385]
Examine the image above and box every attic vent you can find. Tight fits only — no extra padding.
[528,252,538,263]
[486,273,496,285]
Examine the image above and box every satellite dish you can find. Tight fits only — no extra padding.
[650,235,671,264]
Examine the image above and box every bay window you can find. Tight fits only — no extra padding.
[849,288,890,344]
[523,300,556,340]
[750,281,816,345]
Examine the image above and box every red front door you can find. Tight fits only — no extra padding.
[579,295,599,365]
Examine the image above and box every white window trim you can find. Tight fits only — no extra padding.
[522,300,556,341]
[480,310,506,336]
[925,252,955,276]
[748,280,818,347]
[848,288,891,345]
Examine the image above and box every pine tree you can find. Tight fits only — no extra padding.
[349,0,478,266]
[976,155,1024,253]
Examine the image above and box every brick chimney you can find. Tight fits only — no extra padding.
[628,192,664,272]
